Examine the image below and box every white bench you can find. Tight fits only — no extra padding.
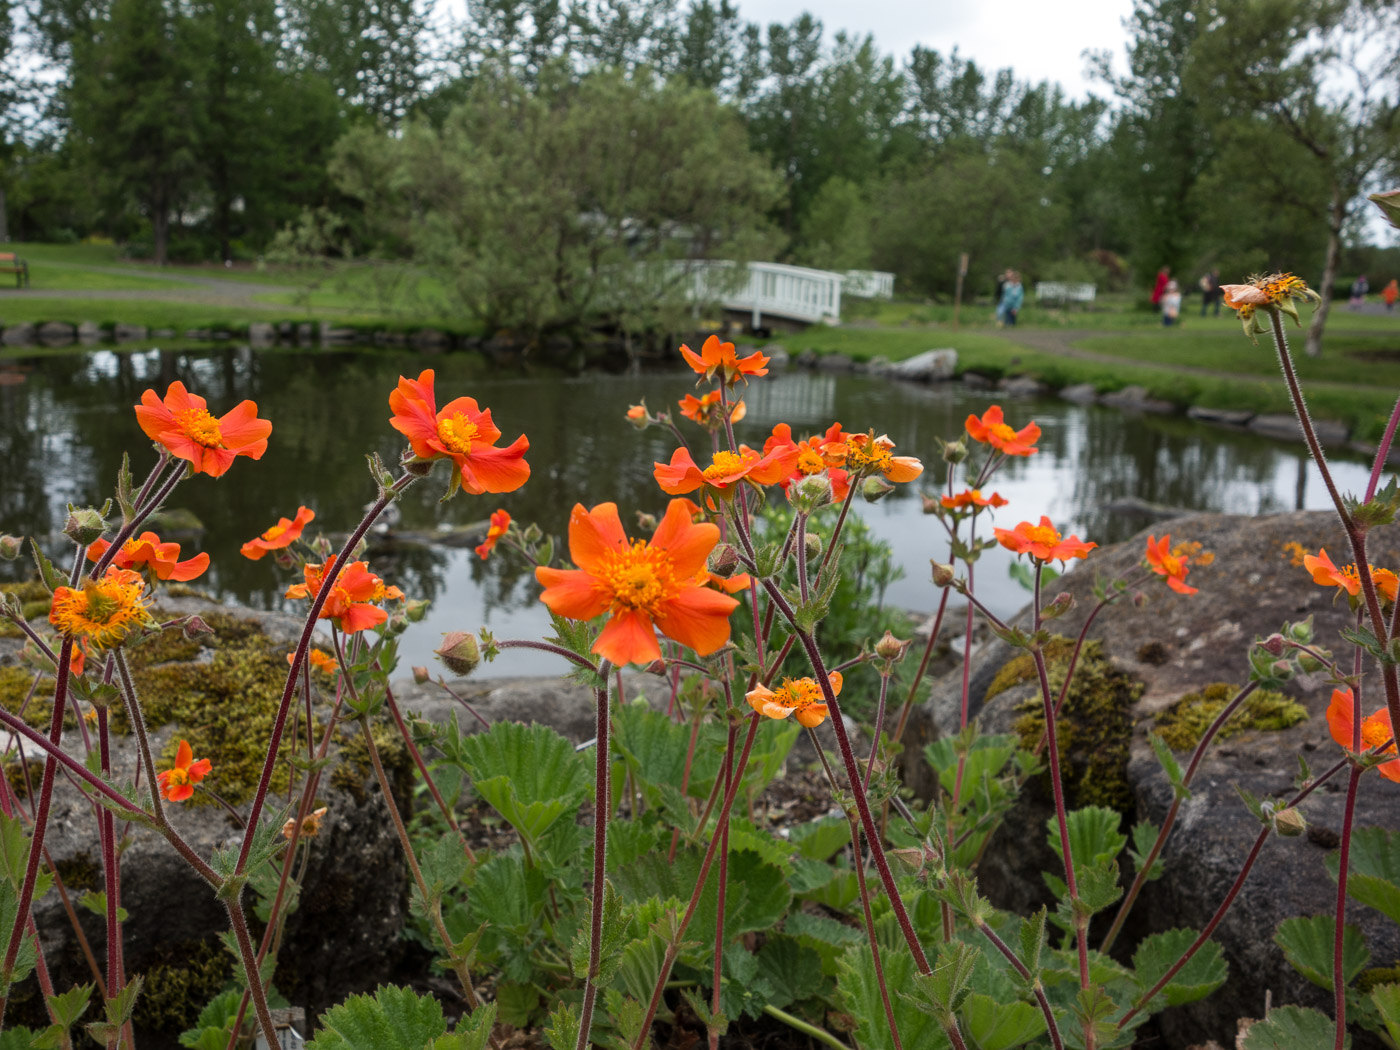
[1035,281,1096,305]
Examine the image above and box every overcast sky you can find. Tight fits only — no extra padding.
[735,0,1134,97]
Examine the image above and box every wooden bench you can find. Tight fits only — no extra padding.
[0,253,29,288]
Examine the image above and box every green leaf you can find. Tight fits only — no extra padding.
[1370,983,1400,1045]
[307,985,451,1050]
[909,940,981,1017]
[212,810,288,884]
[452,1002,496,1050]
[0,1029,37,1050]
[1017,908,1047,979]
[1324,827,1400,924]
[1149,732,1189,798]
[79,890,128,924]
[86,976,144,1047]
[1242,1005,1348,1049]
[784,911,865,976]
[45,983,92,1028]
[1132,928,1228,1008]
[418,833,471,905]
[788,816,849,861]
[457,722,590,845]
[1274,915,1369,992]
[756,935,825,1010]
[179,989,244,1048]
[29,539,64,593]
[1127,821,1165,881]
[837,938,948,1050]
[569,881,629,985]
[493,982,539,1028]
[469,853,546,933]
[1047,806,1127,870]
[543,1002,580,1050]
[960,993,1046,1050]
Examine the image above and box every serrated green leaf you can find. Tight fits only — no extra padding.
[45,982,92,1029]
[29,539,63,593]
[910,941,981,1017]
[784,911,865,976]
[307,985,451,1050]
[1047,806,1127,870]
[451,1001,496,1050]
[1128,821,1165,881]
[544,1002,580,1050]
[570,881,629,985]
[602,989,650,1048]
[1370,983,1400,1045]
[1274,915,1369,992]
[79,890,128,924]
[179,989,243,1048]
[756,935,825,1010]
[788,816,849,861]
[469,853,546,933]
[1325,827,1400,924]
[493,982,539,1028]
[960,993,1046,1050]
[1149,733,1189,798]
[212,811,288,882]
[1242,1004,1348,1049]
[838,939,946,1050]
[457,722,589,846]
[1132,928,1228,1008]
[1018,908,1047,978]
[418,833,471,904]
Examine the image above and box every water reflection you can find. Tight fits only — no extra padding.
[0,345,1375,675]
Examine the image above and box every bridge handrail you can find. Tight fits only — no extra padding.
[1035,281,1097,304]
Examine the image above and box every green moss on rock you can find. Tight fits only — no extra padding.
[0,580,52,640]
[985,636,1079,702]
[331,724,411,805]
[1009,638,1143,811]
[1153,682,1308,751]
[131,938,233,1033]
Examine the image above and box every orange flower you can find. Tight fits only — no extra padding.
[1145,534,1198,595]
[388,370,530,497]
[49,567,150,649]
[283,806,328,840]
[534,500,739,666]
[157,740,212,802]
[763,423,852,501]
[135,382,271,478]
[286,560,403,634]
[678,391,746,428]
[626,404,649,430]
[965,406,1040,457]
[747,673,841,729]
[475,509,511,560]
[1223,273,1320,341]
[653,444,799,496]
[286,649,337,674]
[995,516,1096,564]
[940,489,1008,512]
[839,432,923,483]
[679,335,769,386]
[1327,688,1400,782]
[694,569,751,594]
[70,639,91,678]
[240,506,315,560]
[1303,548,1398,604]
[87,531,209,582]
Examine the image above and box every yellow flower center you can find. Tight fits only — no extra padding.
[165,767,190,788]
[176,408,223,448]
[774,678,823,712]
[1361,715,1395,753]
[991,423,1018,442]
[703,450,751,482]
[796,447,825,475]
[262,522,288,541]
[847,439,892,473]
[437,414,478,455]
[1160,553,1183,576]
[1026,524,1061,546]
[50,574,148,649]
[596,541,678,616]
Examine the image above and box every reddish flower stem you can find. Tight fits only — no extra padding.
[382,678,476,863]
[1100,680,1261,953]
[708,717,738,1050]
[891,588,949,745]
[975,920,1064,1050]
[864,671,891,790]
[89,464,184,579]
[1364,395,1400,502]
[1119,753,1351,1029]
[576,665,614,1050]
[631,713,761,1050]
[1333,764,1362,1049]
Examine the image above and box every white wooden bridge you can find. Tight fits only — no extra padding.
[677,261,894,328]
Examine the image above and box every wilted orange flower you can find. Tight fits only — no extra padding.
[1222,273,1320,341]
[996,517,1096,564]
[240,506,315,560]
[747,672,841,729]
[1145,534,1198,595]
[1303,548,1398,604]
[135,381,271,478]
[157,740,212,802]
[87,531,209,582]
[475,509,511,560]
[286,560,403,633]
[1328,688,1400,782]
[653,444,799,496]
[966,406,1040,456]
[679,335,769,386]
[283,806,328,840]
[49,567,150,649]
[389,370,530,497]
[678,391,746,428]
[286,648,337,674]
[839,432,923,483]
[535,500,738,666]
[940,489,1008,512]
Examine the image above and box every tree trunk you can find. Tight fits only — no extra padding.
[1305,187,1345,358]
[0,187,8,244]
[152,204,169,267]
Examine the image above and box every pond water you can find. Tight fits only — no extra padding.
[0,345,1377,677]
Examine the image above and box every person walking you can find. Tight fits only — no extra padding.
[997,271,1025,326]
[1199,269,1222,316]
[1151,266,1171,306]
[1350,274,1369,307]
[1162,280,1182,326]
[1383,279,1398,312]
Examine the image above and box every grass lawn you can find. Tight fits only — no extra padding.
[0,241,206,291]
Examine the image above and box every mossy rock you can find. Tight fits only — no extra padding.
[1007,638,1143,811]
[0,579,53,640]
[1153,682,1308,751]
[130,937,233,1033]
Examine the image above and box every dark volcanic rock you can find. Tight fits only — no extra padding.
[906,511,1400,1046]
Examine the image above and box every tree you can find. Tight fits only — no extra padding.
[329,67,783,336]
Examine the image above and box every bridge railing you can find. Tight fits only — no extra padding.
[842,270,895,299]
[1035,281,1097,305]
[680,260,844,325]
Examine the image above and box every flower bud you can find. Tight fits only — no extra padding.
[931,561,956,588]
[921,495,942,515]
[400,453,434,476]
[1258,633,1286,657]
[412,665,431,685]
[875,630,909,662]
[805,531,823,561]
[435,631,481,676]
[0,535,22,561]
[1132,590,1147,608]
[789,474,833,512]
[710,543,740,575]
[1371,189,1400,231]
[181,614,214,639]
[942,439,967,464]
[889,847,925,875]
[1041,592,1074,620]
[1272,660,1294,680]
[1273,807,1306,837]
[64,507,109,546]
[862,476,895,503]
[644,659,668,676]
[404,598,430,623]
[634,511,658,534]
[626,403,649,430]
